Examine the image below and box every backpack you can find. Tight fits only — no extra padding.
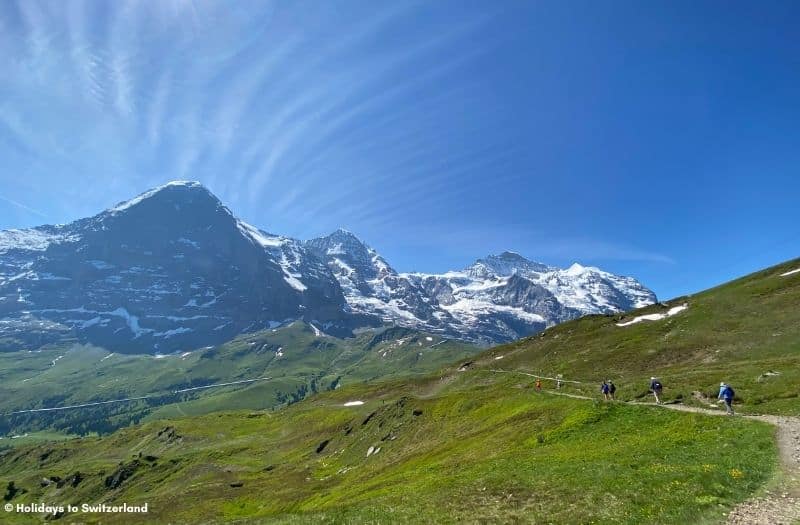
[724,386,734,399]
[653,381,662,390]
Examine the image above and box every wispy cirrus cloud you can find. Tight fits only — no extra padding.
[1,1,500,221]
[1,1,669,272]
[383,224,676,270]
[0,194,49,220]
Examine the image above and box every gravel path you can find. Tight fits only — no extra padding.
[723,414,800,525]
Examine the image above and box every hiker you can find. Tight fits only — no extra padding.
[718,382,735,415]
[535,378,542,392]
[649,377,663,404]
[600,381,610,400]
[608,380,616,400]
[556,374,563,389]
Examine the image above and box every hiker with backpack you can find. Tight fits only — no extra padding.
[718,382,735,415]
[600,381,610,400]
[535,378,542,392]
[649,377,663,404]
[608,380,616,400]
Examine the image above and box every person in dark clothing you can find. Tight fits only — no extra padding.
[718,382,735,415]
[600,381,610,400]
[608,380,616,400]
[649,377,663,404]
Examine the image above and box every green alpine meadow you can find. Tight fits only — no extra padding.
[0,325,479,437]
[0,259,797,524]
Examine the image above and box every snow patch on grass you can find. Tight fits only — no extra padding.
[616,304,688,327]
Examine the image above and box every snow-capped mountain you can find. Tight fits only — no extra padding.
[307,235,656,345]
[306,230,449,331]
[0,182,656,352]
[0,182,363,352]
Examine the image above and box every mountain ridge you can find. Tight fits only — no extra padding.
[307,228,656,344]
[0,181,656,351]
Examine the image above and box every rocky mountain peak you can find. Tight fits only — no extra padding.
[307,230,395,278]
[0,183,355,353]
[466,251,553,279]
[308,229,368,254]
[98,181,232,233]
[107,181,222,213]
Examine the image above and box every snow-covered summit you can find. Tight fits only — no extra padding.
[107,181,215,214]
[307,229,395,285]
[466,251,554,279]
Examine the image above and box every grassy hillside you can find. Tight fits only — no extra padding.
[0,323,478,436]
[478,257,800,415]
[0,374,777,524]
[1,259,798,523]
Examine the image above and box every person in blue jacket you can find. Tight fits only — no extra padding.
[718,382,735,415]
[649,377,663,404]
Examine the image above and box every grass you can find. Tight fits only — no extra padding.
[0,323,479,436]
[0,431,82,450]
[0,371,778,524]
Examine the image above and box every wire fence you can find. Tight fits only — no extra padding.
[3,376,273,417]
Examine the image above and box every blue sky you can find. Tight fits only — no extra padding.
[0,1,798,300]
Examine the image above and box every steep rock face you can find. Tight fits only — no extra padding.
[0,182,353,353]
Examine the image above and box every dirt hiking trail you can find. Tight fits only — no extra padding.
[487,369,800,524]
